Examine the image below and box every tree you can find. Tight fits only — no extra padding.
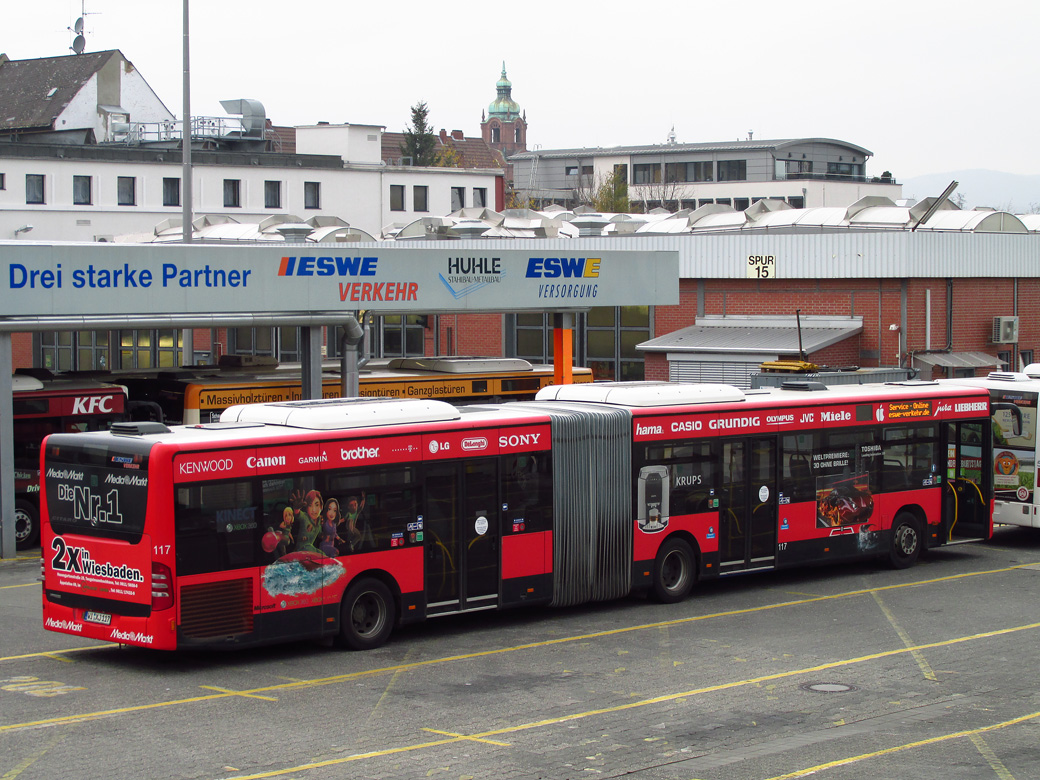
[401,101,437,167]
[434,144,461,168]
[593,168,629,213]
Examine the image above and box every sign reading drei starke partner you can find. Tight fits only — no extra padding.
[1,244,679,316]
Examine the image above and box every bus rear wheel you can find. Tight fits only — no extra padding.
[335,578,395,650]
[652,538,696,603]
[15,500,39,550]
[888,513,921,569]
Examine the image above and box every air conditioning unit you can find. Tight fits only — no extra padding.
[992,316,1020,344]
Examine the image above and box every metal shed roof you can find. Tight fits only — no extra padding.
[637,316,863,354]
[911,352,1006,369]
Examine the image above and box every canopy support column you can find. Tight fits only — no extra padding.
[553,312,575,385]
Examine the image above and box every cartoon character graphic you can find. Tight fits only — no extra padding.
[262,489,347,600]
[320,498,346,557]
[340,493,366,551]
[292,489,324,554]
[261,506,296,556]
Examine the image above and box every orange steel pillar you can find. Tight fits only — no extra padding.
[552,312,574,385]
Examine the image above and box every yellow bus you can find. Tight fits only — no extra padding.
[110,356,593,424]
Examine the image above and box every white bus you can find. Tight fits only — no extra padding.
[950,368,1040,529]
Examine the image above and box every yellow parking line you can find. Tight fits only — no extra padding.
[762,710,1040,779]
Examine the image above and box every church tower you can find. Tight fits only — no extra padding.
[481,63,527,157]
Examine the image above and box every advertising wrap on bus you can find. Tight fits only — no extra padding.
[990,390,1037,504]
[40,382,993,653]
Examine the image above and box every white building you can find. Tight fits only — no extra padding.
[510,137,901,211]
[0,51,503,242]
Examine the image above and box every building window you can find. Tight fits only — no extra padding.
[304,181,321,209]
[717,160,747,181]
[491,126,500,143]
[632,163,661,185]
[566,166,578,176]
[826,161,864,181]
[413,185,428,212]
[223,179,241,208]
[473,187,487,208]
[788,196,805,209]
[231,327,299,362]
[26,174,45,204]
[163,177,180,207]
[118,329,183,369]
[733,197,750,211]
[390,184,405,211]
[1020,350,1034,369]
[581,165,593,176]
[664,163,688,183]
[0,172,7,189]
[117,176,136,206]
[264,180,281,209]
[378,315,426,357]
[451,186,465,211]
[691,161,713,182]
[586,306,650,381]
[515,127,522,144]
[779,159,813,179]
[73,175,92,205]
[613,164,628,184]
[666,162,714,182]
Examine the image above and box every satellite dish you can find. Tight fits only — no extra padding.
[74,17,84,34]
[72,35,85,54]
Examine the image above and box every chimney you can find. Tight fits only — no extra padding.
[451,129,464,140]
[439,129,448,142]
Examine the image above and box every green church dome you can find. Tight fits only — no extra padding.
[488,62,521,120]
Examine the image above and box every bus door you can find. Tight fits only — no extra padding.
[944,420,991,540]
[718,436,778,573]
[423,459,500,616]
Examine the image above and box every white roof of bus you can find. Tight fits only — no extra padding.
[536,381,747,406]
[220,397,461,429]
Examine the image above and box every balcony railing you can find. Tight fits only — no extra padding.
[109,115,265,145]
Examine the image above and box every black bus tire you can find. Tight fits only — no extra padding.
[652,537,696,603]
[335,578,395,650]
[888,513,922,569]
[15,500,39,550]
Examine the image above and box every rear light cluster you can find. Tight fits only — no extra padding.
[151,562,174,611]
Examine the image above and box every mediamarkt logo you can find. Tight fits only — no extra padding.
[45,617,83,633]
[110,629,154,644]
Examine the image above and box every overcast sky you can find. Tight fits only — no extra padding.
[6,0,1040,181]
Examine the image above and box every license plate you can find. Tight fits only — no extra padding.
[83,611,112,626]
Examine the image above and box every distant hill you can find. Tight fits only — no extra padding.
[900,170,1040,213]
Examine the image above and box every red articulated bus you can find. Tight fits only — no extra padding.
[12,372,127,549]
[40,379,992,651]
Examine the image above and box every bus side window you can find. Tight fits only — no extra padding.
[503,453,553,533]
[781,434,816,503]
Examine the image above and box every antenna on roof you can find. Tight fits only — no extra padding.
[68,1,96,54]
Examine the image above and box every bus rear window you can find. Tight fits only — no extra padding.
[44,434,151,542]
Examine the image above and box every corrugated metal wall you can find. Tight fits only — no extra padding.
[670,360,760,388]
[430,232,1040,281]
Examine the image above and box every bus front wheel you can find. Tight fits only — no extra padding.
[652,538,696,603]
[888,513,922,569]
[335,578,395,650]
[15,500,39,550]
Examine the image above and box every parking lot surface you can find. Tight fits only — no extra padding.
[3,526,1040,780]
